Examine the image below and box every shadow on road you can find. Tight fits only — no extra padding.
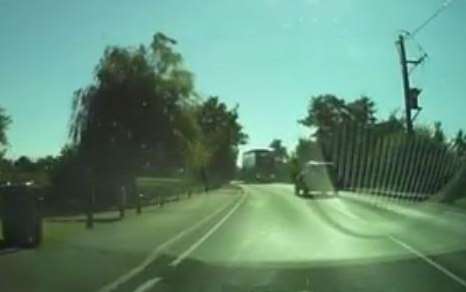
[252,185,379,239]
[47,216,121,224]
[297,193,337,200]
[305,199,383,240]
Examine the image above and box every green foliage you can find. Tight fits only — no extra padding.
[48,145,89,211]
[65,32,247,209]
[453,130,466,157]
[69,32,198,199]
[0,158,15,182]
[269,139,290,181]
[269,139,288,162]
[0,107,11,158]
[288,154,300,183]
[14,156,35,172]
[0,154,57,186]
[432,121,446,144]
[197,97,248,182]
[300,94,376,139]
[294,138,322,165]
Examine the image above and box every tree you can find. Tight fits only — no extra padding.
[294,138,321,165]
[69,32,201,226]
[0,106,11,158]
[67,32,248,224]
[299,94,349,139]
[269,139,288,162]
[173,106,211,181]
[373,112,404,137]
[14,156,35,172]
[36,155,58,172]
[453,130,466,157]
[70,32,196,202]
[289,138,327,183]
[432,121,446,145]
[300,94,378,161]
[288,153,300,183]
[0,158,14,182]
[46,144,98,214]
[269,139,290,181]
[197,97,248,183]
[299,94,377,139]
[0,107,11,181]
[346,96,377,127]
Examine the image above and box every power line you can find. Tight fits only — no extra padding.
[394,0,457,134]
[411,0,456,37]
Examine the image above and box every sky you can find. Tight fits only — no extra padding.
[0,0,465,159]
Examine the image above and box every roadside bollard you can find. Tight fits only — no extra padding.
[119,186,127,219]
[136,193,143,214]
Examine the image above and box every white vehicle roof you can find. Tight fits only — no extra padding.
[304,160,334,167]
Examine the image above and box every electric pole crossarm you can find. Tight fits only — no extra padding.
[407,54,428,65]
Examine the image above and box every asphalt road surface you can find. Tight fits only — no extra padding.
[2,183,466,292]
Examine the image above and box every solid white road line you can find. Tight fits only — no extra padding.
[169,193,247,266]
[98,197,239,292]
[389,235,466,288]
[334,197,466,288]
[133,277,162,292]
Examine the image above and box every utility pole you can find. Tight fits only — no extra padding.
[396,34,424,136]
[397,34,414,135]
[395,0,454,134]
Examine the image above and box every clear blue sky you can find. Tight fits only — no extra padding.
[0,0,465,159]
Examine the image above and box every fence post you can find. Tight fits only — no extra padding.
[136,193,143,214]
[86,187,95,229]
[119,186,127,219]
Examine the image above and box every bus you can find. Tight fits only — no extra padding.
[242,149,276,182]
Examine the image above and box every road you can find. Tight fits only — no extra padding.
[2,183,466,292]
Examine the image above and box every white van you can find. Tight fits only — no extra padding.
[294,160,337,196]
